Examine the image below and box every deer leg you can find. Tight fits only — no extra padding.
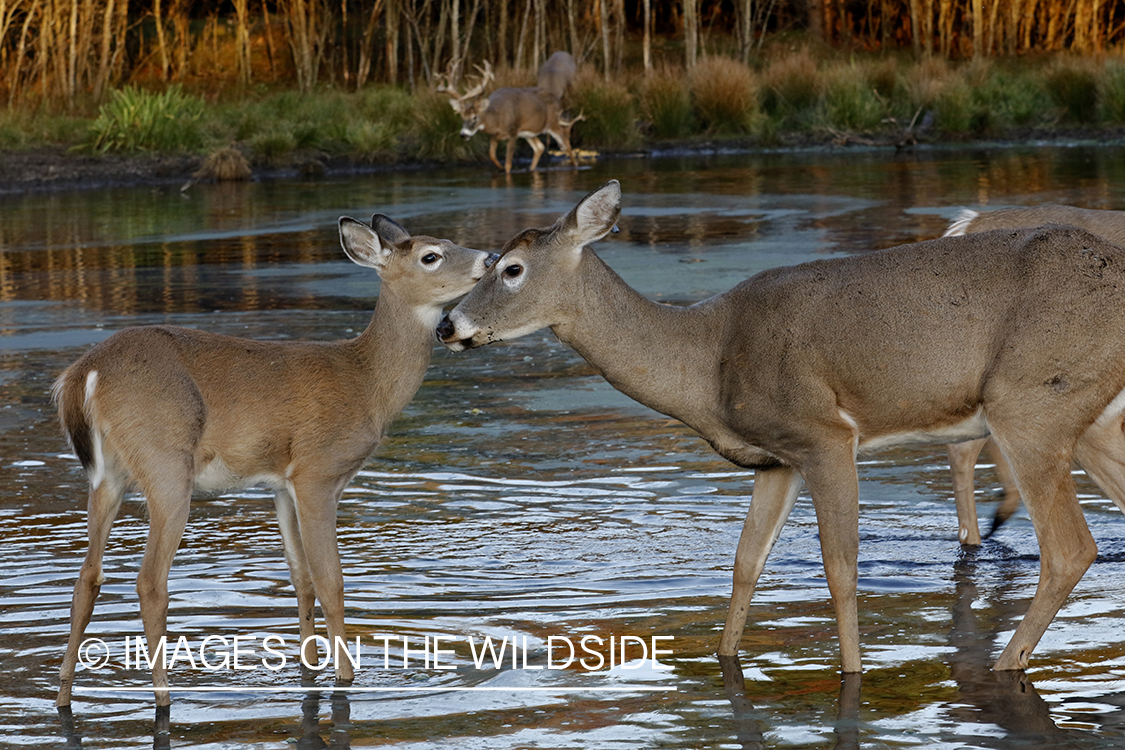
[801,443,863,674]
[1074,413,1125,512]
[547,130,576,166]
[525,135,546,171]
[57,471,126,707]
[274,488,318,663]
[503,137,517,174]
[291,478,353,683]
[984,438,1022,538]
[135,468,194,707]
[989,433,1096,671]
[719,466,802,656]
[488,137,504,171]
[948,437,988,546]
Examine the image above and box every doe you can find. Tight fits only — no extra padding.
[55,216,494,706]
[942,204,1125,545]
[439,181,1125,676]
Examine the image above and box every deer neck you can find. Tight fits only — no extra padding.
[351,287,439,419]
[551,251,720,426]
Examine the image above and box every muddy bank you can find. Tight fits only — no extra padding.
[4,127,1125,195]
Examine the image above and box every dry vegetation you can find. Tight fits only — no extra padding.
[4,1,1125,178]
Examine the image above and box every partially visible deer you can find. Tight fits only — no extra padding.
[537,51,577,100]
[943,204,1125,545]
[54,216,496,707]
[439,180,1125,677]
[440,62,584,174]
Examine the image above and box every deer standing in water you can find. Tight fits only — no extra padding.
[943,204,1125,545]
[439,181,1125,676]
[54,217,495,706]
[440,62,584,174]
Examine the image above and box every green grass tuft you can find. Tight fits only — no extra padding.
[86,86,204,153]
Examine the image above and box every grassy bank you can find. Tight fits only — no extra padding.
[5,46,1125,178]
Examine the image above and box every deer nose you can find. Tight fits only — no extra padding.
[436,315,456,341]
[485,253,501,268]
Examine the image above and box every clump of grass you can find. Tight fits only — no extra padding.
[408,88,482,161]
[819,63,885,132]
[689,56,758,134]
[1099,60,1125,124]
[569,68,641,148]
[194,146,252,180]
[346,121,398,160]
[1044,56,1100,122]
[249,127,298,166]
[636,68,694,139]
[904,56,955,110]
[864,57,899,100]
[933,78,974,134]
[760,47,821,120]
[86,85,204,152]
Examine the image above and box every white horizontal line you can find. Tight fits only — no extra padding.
[75,685,676,694]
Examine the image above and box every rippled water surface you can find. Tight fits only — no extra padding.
[4,147,1125,748]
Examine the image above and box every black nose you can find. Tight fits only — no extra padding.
[485,253,501,268]
[436,316,455,341]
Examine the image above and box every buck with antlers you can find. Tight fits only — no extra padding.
[439,180,1125,676]
[54,217,495,706]
[942,204,1125,545]
[439,62,584,174]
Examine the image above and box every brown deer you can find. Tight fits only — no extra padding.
[537,51,577,100]
[943,204,1125,545]
[54,216,496,707]
[440,62,584,174]
[438,180,1125,677]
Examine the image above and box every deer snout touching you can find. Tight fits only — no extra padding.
[436,312,477,351]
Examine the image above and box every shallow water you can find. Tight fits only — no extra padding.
[4,146,1125,748]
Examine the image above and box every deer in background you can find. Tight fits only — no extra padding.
[54,217,496,707]
[537,51,577,100]
[943,204,1125,545]
[439,180,1125,678]
[440,61,584,174]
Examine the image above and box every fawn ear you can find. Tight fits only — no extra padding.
[561,180,621,252]
[370,214,412,246]
[338,216,393,270]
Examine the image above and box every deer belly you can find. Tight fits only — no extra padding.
[194,455,287,493]
[854,408,990,453]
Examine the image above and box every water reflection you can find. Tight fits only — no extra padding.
[3,147,1125,748]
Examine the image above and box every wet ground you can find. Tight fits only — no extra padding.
[3,146,1125,748]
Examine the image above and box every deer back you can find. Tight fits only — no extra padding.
[537,51,577,100]
[946,204,1125,247]
[479,88,552,137]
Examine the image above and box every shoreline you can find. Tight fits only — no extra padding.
[5,127,1125,195]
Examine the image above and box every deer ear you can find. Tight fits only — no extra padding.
[477,97,491,114]
[371,214,412,245]
[339,216,393,270]
[564,180,621,249]
[447,98,462,113]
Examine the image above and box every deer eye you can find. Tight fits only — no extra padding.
[503,264,523,278]
[421,253,440,265]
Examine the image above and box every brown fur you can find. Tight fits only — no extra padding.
[55,216,494,707]
[441,181,1125,678]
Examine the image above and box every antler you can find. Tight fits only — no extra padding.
[436,60,493,103]
[460,61,494,101]
[435,61,459,98]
